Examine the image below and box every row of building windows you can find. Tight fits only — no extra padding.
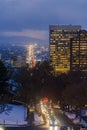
[49,25,87,75]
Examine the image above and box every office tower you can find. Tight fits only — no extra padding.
[49,25,81,75]
[70,30,87,73]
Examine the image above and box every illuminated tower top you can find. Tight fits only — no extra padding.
[29,45,35,68]
[26,44,35,68]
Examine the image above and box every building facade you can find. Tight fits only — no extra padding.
[49,25,81,75]
[70,30,87,73]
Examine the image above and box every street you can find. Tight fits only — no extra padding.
[54,109,80,129]
[3,110,80,130]
[3,125,80,130]
[1,104,81,130]
[54,109,75,126]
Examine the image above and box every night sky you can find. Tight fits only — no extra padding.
[0,0,87,45]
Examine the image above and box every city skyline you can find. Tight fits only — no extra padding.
[0,0,87,45]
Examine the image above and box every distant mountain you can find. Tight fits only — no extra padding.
[0,36,48,46]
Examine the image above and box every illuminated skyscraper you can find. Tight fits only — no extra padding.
[27,44,35,68]
[70,30,87,73]
[49,25,81,75]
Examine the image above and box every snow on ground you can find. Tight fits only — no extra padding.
[34,112,44,126]
[65,112,87,127]
[0,104,27,125]
[65,112,76,120]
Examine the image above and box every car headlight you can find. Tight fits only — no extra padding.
[50,120,53,124]
[54,120,57,125]
[0,127,4,130]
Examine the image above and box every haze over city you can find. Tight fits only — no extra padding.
[0,0,87,45]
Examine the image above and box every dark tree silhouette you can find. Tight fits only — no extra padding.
[0,60,8,92]
[0,60,7,81]
[0,60,10,111]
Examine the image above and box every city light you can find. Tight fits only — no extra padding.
[0,127,4,130]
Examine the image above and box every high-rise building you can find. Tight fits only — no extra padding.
[26,45,35,68]
[70,30,87,73]
[49,25,81,75]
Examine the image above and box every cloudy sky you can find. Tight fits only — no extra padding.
[0,0,87,45]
